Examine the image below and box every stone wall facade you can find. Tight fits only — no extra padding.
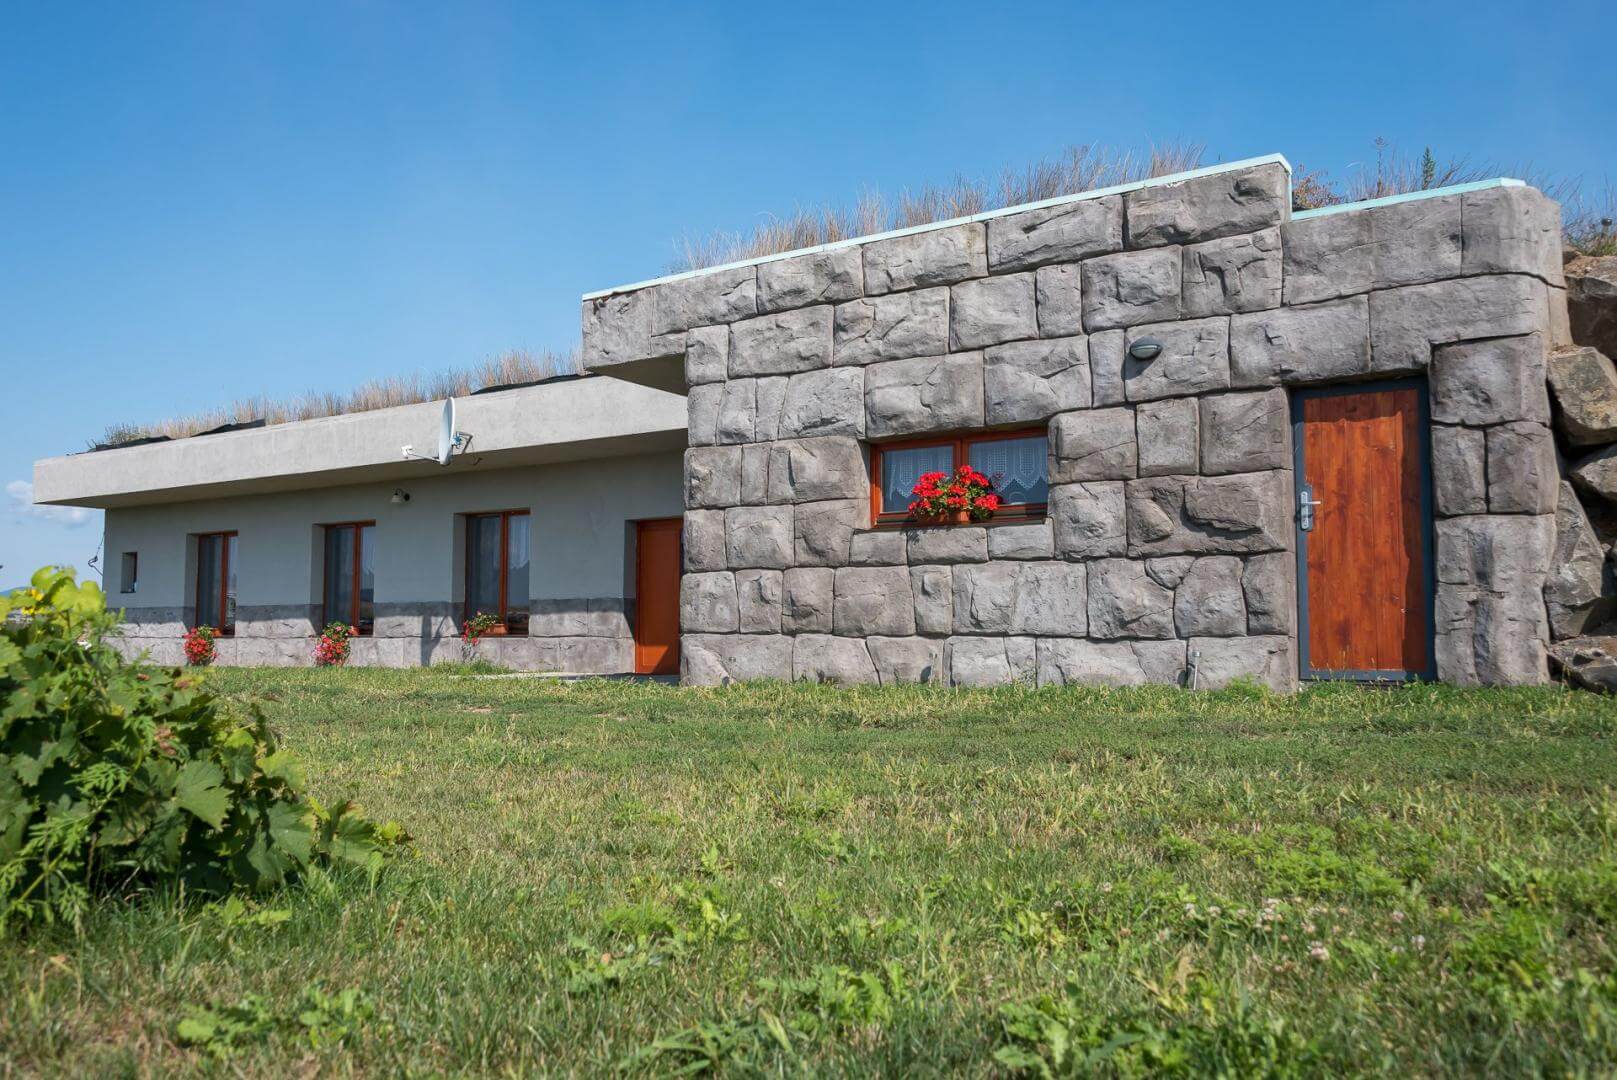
[584,161,1569,689]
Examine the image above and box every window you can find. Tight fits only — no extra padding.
[322,522,375,634]
[194,532,238,634]
[119,552,138,594]
[465,510,529,633]
[870,429,1048,525]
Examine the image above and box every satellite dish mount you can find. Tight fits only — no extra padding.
[402,399,470,466]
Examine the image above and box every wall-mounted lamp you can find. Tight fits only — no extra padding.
[390,488,411,505]
[1128,337,1164,362]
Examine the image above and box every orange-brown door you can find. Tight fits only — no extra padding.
[1295,382,1434,680]
[634,518,682,675]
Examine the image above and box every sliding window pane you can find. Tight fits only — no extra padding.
[505,515,529,633]
[324,526,355,628]
[196,535,222,628]
[969,436,1048,506]
[467,515,502,622]
[880,444,954,513]
[358,525,375,633]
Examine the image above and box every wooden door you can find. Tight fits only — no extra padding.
[1295,382,1434,680]
[634,518,683,675]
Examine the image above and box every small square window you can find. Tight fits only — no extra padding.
[119,552,138,594]
[871,429,1048,525]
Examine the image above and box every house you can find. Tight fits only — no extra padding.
[33,155,1569,688]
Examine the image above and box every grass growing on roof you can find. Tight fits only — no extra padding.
[4,669,1616,1074]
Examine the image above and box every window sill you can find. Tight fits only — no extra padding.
[869,513,1047,532]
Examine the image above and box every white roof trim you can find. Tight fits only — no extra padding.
[581,153,1295,301]
[1291,177,1524,220]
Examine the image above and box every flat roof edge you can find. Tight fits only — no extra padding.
[582,153,1295,301]
[1291,177,1525,220]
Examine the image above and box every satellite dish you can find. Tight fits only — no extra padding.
[402,399,469,466]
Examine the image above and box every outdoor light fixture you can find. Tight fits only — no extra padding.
[1128,337,1164,362]
[390,488,411,504]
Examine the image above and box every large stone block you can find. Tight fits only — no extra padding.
[767,437,867,503]
[1036,638,1187,688]
[1281,196,1462,304]
[782,567,834,634]
[1545,480,1616,639]
[910,564,953,635]
[946,636,1036,687]
[725,505,794,569]
[1431,425,1487,517]
[951,563,1018,633]
[1089,329,1126,405]
[778,367,866,440]
[1484,422,1557,515]
[683,633,793,685]
[1242,551,1294,635]
[951,272,1037,350]
[1051,481,1128,558]
[1369,275,1548,374]
[1435,514,1554,590]
[1120,317,1231,402]
[1126,470,1291,556]
[1050,406,1137,482]
[833,566,917,636]
[1547,345,1617,446]
[729,306,834,376]
[681,572,739,633]
[987,196,1122,271]
[1434,585,1549,687]
[1199,390,1290,475]
[1125,162,1288,248]
[834,289,951,366]
[1429,333,1549,426]
[865,352,985,438]
[1230,297,1370,387]
[582,289,658,370]
[652,267,757,335]
[586,597,634,640]
[753,377,789,442]
[531,598,591,638]
[1567,256,1617,361]
[868,637,946,684]
[793,634,877,684]
[756,247,863,313]
[1035,264,1084,337]
[1572,444,1617,504]
[686,325,730,386]
[687,383,721,446]
[793,498,866,566]
[740,444,771,504]
[1460,185,1565,286]
[1081,246,1181,330]
[1189,635,1294,692]
[986,520,1054,559]
[1181,228,1281,317]
[984,337,1091,424]
[1173,556,1246,636]
[714,379,756,444]
[863,223,986,294]
[1087,558,1174,639]
[1135,397,1198,477]
[685,446,743,509]
[736,569,784,633]
[849,529,907,566]
[906,525,989,564]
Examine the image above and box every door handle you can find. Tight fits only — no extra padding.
[1299,486,1323,532]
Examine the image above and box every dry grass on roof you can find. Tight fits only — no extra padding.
[96,348,581,450]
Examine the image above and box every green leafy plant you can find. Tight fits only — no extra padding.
[176,994,278,1059]
[0,567,408,934]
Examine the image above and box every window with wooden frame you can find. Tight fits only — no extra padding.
[465,510,530,634]
[194,531,238,634]
[869,428,1048,526]
[322,522,375,634]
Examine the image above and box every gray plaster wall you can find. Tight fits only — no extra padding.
[105,450,684,671]
[584,162,1567,689]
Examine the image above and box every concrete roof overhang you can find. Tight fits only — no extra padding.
[33,376,689,509]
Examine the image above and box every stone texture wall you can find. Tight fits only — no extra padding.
[110,598,634,672]
[584,163,1568,688]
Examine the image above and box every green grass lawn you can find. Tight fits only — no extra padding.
[5,670,1617,1076]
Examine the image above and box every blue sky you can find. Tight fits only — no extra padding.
[3,0,1613,588]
